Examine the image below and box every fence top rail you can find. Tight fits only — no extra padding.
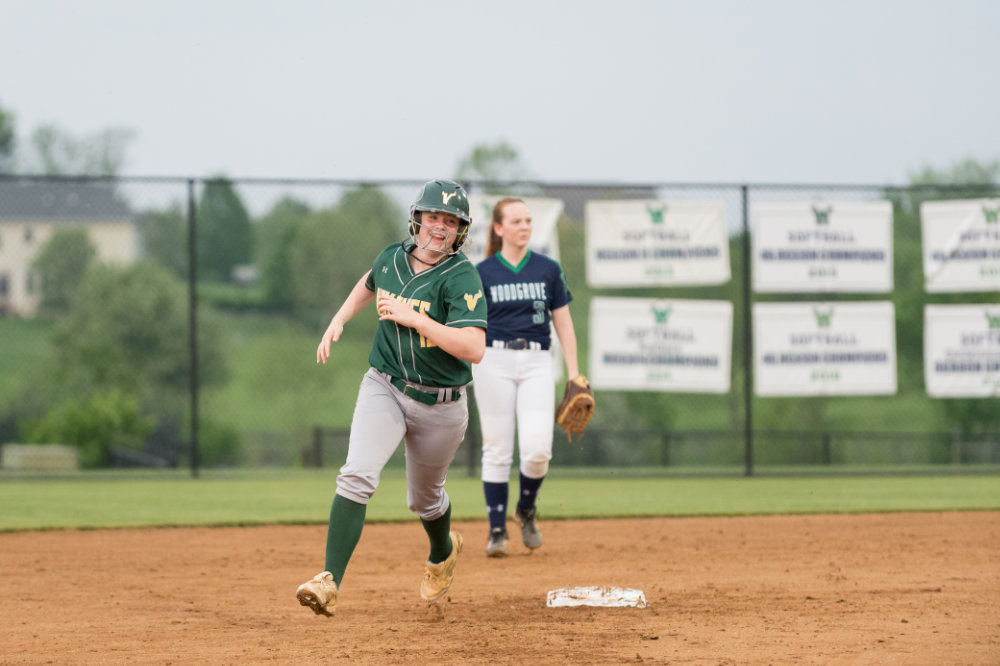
[2,173,997,193]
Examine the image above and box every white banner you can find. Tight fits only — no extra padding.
[585,200,730,287]
[921,198,1000,292]
[589,297,733,393]
[752,201,894,293]
[754,302,897,396]
[465,196,563,264]
[924,305,1000,397]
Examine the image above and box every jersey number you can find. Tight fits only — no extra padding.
[532,300,545,324]
[415,301,436,348]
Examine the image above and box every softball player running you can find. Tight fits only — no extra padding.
[472,197,581,557]
[297,179,487,617]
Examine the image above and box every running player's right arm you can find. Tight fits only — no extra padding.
[317,271,376,364]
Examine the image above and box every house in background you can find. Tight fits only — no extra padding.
[0,181,138,316]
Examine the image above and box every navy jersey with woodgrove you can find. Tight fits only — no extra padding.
[476,251,572,348]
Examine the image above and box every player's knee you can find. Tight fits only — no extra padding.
[521,452,551,479]
[481,452,514,471]
[336,471,379,503]
[408,491,447,519]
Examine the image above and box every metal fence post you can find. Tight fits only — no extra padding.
[312,426,323,468]
[187,178,200,478]
[741,185,754,477]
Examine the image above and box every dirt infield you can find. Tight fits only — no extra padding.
[3,512,998,664]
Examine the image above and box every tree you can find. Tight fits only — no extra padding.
[338,184,405,250]
[909,158,1000,188]
[196,176,253,282]
[138,202,187,278]
[0,102,14,173]
[26,124,134,175]
[454,141,533,194]
[31,228,95,314]
[47,261,228,408]
[256,197,311,308]
[287,185,404,324]
[25,390,153,468]
[20,261,230,467]
[288,207,352,323]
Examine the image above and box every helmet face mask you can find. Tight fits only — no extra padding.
[408,179,471,255]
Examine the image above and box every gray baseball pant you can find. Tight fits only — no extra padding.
[335,367,468,520]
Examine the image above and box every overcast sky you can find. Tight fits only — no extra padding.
[3,0,998,186]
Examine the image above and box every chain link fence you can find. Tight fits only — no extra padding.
[0,175,997,475]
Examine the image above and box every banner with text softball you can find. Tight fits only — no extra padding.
[465,196,563,264]
[921,198,1000,292]
[585,200,730,287]
[589,297,733,393]
[754,302,897,396]
[924,305,1000,397]
[752,201,893,292]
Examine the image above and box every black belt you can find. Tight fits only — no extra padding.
[490,338,548,351]
[387,375,462,406]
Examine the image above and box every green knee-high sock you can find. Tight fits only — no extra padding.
[324,494,367,586]
[420,503,453,564]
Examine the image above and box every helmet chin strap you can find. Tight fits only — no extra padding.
[410,219,462,256]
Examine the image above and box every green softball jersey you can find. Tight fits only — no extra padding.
[364,243,487,387]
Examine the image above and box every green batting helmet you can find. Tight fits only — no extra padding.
[408,179,472,254]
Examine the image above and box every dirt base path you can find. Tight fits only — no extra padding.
[2,512,998,664]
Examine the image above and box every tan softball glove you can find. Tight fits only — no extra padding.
[555,375,596,441]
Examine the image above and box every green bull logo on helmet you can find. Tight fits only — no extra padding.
[983,205,1000,224]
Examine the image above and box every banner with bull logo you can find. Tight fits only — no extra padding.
[752,201,894,293]
[585,200,730,287]
[753,302,897,396]
[921,198,1000,292]
[589,297,733,393]
[924,305,1000,397]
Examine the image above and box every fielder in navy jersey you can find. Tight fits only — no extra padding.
[472,197,582,557]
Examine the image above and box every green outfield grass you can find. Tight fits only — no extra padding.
[1,469,997,531]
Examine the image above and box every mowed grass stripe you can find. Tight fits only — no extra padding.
[1,471,998,530]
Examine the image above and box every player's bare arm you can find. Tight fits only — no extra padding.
[317,272,376,364]
[551,304,580,379]
[376,293,486,363]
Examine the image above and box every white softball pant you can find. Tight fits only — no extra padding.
[335,368,468,520]
[472,347,554,483]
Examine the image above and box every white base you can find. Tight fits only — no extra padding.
[546,586,647,608]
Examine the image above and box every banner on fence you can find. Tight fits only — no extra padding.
[752,201,894,293]
[753,302,897,396]
[589,297,733,393]
[921,198,1000,292]
[585,200,730,287]
[924,305,1000,397]
[465,196,563,264]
